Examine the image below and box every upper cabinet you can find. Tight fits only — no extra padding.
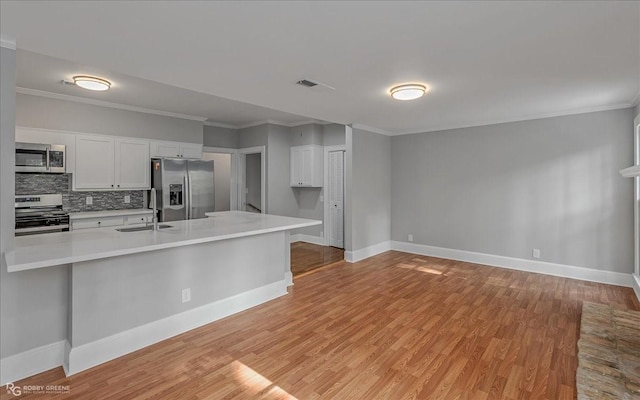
[291,145,323,187]
[150,140,203,159]
[74,135,150,191]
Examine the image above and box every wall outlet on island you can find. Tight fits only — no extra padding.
[124,195,131,204]
[532,249,541,259]
[182,288,191,303]
[85,196,92,206]
[408,234,414,242]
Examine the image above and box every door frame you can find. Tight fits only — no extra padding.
[203,146,239,211]
[323,144,346,247]
[238,146,266,214]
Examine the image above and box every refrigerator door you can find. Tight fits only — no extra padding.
[152,158,188,222]
[187,160,215,219]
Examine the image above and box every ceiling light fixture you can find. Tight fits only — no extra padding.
[72,75,111,91]
[390,84,427,101]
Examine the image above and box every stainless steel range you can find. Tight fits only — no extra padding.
[15,194,70,236]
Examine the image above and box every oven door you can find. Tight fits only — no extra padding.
[15,143,50,173]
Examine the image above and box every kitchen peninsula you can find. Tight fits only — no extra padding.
[4,212,321,376]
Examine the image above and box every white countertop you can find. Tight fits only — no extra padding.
[69,209,153,220]
[5,211,320,272]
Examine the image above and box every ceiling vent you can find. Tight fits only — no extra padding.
[297,79,318,88]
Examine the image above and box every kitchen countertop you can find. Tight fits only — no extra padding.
[68,209,153,219]
[5,211,321,272]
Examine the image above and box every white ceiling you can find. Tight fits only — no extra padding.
[1,1,639,135]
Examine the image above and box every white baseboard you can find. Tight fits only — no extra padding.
[345,241,391,263]
[65,280,287,376]
[0,340,67,386]
[391,241,633,288]
[290,234,326,246]
[632,274,640,302]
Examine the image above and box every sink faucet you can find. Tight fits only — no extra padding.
[150,188,158,231]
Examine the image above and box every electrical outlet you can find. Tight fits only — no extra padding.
[124,195,131,204]
[182,288,191,303]
[408,234,414,242]
[85,196,93,205]
[532,249,541,259]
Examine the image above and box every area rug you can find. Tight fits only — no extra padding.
[577,302,640,400]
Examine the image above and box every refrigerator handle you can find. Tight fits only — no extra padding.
[184,175,190,220]
[187,174,193,220]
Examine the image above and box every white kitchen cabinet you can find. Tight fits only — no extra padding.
[71,215,124,230]
[74,135,150,190]
[114,138,150,189]
[74,135,115,190]
[290,145,323,187]
[150,140,203,159]
[70,210,153,230]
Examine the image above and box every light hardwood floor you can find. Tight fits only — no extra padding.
[290,242,344,277]
[3,251,638,399]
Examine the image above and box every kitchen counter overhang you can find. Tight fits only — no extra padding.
[4,211,321,272]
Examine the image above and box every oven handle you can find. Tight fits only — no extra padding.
[15,224,69,235]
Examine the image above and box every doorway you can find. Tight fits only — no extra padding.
[324,145,346,249]
[202,147,238,211]
[238,146,266,213]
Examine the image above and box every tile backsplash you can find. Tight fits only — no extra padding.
[15,173,145,212]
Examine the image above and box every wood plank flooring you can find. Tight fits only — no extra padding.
[290,242,344,276]
[3,251,638,399]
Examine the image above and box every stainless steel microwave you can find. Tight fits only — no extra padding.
[15,142,66,173]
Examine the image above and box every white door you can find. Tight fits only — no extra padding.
[328,150,345,248]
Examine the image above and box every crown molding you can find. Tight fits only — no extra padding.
[203,120,238,129]
[351,123,393,136]
[0,34,16,50]
[392,103,635,136]
[16,87,209,122]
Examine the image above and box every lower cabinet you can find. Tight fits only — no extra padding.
[70,212,152,230]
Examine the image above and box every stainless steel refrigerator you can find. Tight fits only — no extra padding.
[151,158,215,222]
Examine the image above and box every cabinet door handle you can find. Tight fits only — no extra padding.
[111,184,114,187]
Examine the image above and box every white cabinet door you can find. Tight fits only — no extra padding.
[290,145,323,187]
[180,143,203,159]
[150,141,202,158]
[290,147,304,186]
[150,141,181,158]
[75,135,115,190]
[115,138,150,189]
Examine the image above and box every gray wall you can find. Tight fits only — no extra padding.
[202,152,231,211]
[17,93,203,143]
[323,123,347,147]
[290,123,323,146]
[350,128,392,251]
[1,46,69,360]
[267,124,298,217]
[391,108,635,273]
[238,124,268,148]
[203,125,238,149]
[635,103,640,119]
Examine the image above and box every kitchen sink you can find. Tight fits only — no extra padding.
[116,224,172,232]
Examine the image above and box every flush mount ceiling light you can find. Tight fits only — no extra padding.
[72,75,111,91]
[390,84,427,101]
